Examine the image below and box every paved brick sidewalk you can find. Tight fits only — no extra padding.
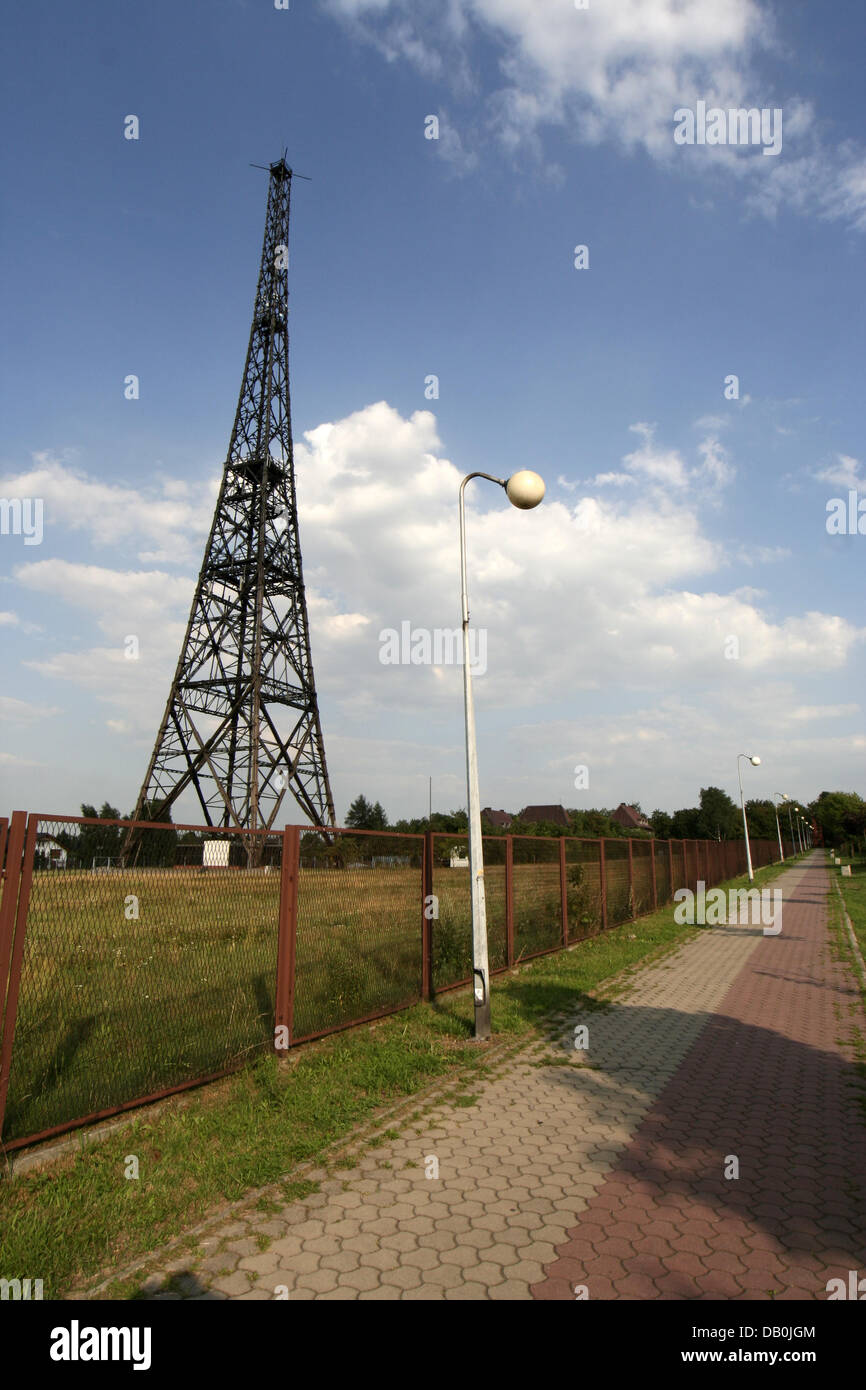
[126,854,866,1300]
[533,856,866,1300]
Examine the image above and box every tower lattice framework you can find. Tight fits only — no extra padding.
[130,157,335,836]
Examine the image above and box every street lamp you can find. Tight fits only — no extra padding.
[459,468,545,1039]
[772,793,787,863]
[738,753,761,881]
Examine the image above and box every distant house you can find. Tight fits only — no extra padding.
[35,834,67,868]
[449,847,469,868]
[611,803,652,832]
[518,804,570,828]
[481,808,512,829]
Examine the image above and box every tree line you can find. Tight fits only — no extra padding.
[344,788,866,849]
[31,786,865,871]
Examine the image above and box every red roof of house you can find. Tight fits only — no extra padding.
[518,804,570,827]
[612,803,652,830]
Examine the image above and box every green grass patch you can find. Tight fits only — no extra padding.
[835,853,866,966]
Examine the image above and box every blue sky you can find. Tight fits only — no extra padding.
[1,0,864,826]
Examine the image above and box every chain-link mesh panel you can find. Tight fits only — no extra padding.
[688,841,701,893]
[429,834,507,990]
[4,819,280,1143]
[603,839,631,925]
[564,839,603,941]
[431,834,471,989]
[512,837,562,959]
[293,831,422,1040]
[631,840,654,916]
[669,840,685,896]
[654,841,671,905]
[481,838,508,973]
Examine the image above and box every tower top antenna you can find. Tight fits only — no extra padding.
[249,152,312,180]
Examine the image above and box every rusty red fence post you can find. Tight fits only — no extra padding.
[0,818,8,882]
[422,831,434,1000]
[0,812,25,1010]
[599,839,608,930]
[627,838,634,917]
[0,812,37,1142]
[505,835,514,967]
[274,824,300,1056]
[650,837,658,910]
[559,837,568,947]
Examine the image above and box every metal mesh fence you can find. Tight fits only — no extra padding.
[293,830,423,1041]
[670,840,685,899]
[481,838,508,972]
[654,840,671,905]
[631,840,654,916]
[430,834,507,990]
[0,812,789,1150]
[564,840,603,941]
[603,839,632,925]
[512,837,562,959]
[3,818,280,1144]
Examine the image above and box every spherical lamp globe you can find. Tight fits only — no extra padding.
[505,470,545,510]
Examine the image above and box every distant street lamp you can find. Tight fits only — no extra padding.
[738,753,761,881]
[786,800,797,855]
[459,468,545,1039]
[793,806,804,854]
[772,793,787,863]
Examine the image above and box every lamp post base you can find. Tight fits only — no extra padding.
[473,969,491,1040]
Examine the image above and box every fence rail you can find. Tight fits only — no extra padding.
[0,811,795,1152]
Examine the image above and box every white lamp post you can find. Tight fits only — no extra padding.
[786,799,797,856]
[738,753,761,881]
[459,468,545,1039]
[793,805,804,854]
[772,793,787,863]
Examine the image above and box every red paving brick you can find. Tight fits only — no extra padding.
[532,858,866,1300]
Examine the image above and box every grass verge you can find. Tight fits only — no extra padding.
[834,851,866,968]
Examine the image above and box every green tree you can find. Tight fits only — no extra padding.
[345,795,389,830]
[697,786,740,841]
[649,809,673,839]
[73,802,124,866]
[744,799,778,841]
[810,790,866,846]
[670,807,702,840]
[135,800,177,867]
